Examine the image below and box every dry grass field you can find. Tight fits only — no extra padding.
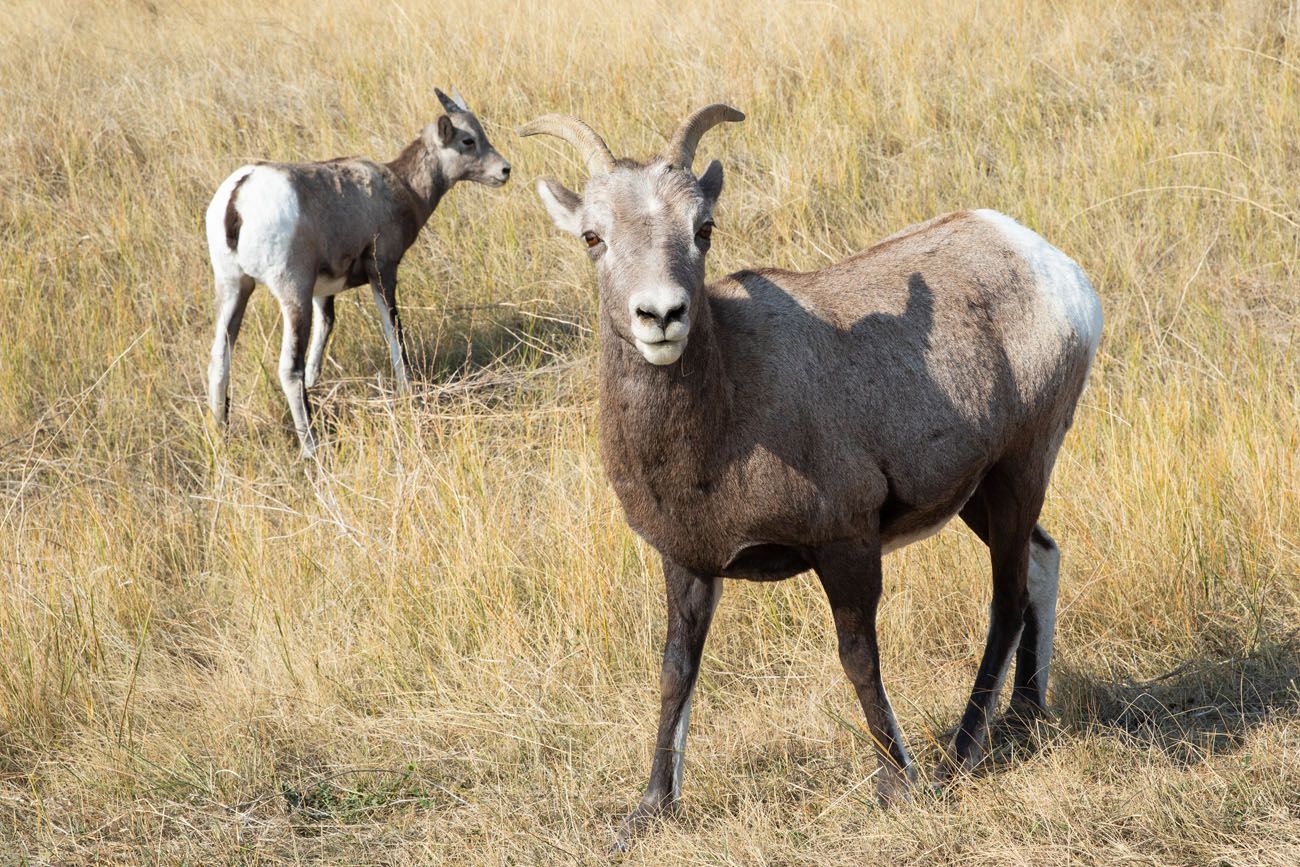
[2,0,1298,863]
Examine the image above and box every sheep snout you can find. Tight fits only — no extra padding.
[628,289,690,364]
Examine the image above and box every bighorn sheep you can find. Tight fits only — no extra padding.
[519,105,1102,846]
[204,88,511,455]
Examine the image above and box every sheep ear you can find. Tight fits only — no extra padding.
[698,159,725,202]
[435,88,460,114]
[436,114,456,146]
[451,87,469,111]
[536,177,583,236]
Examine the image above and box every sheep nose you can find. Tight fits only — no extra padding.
[500,165,511,177]
[636,303,686,329]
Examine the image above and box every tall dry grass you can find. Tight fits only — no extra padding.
[1,0,1298,863]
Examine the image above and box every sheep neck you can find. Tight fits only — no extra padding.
[386,139,450,232]
[599,296,734,484]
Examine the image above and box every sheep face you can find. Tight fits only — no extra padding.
[536,160,725,366]
[424,89,512,187]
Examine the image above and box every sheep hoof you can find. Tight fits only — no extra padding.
[876,763,917,807]
[1006,697,1052,725]
[298,432,320,460]
[610,797,677,852]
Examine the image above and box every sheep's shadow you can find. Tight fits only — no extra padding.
[1052,627,1300,763]
[955,626,1300,776]
[329,301,584,387]
[299,302,585,447]
[345,303,585,386]
[399,306,585,385]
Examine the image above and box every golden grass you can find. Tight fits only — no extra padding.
[1,0,1298,862]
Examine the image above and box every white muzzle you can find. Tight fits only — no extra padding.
[628,288,690,365]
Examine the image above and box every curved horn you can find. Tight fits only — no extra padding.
[517,114,615,176]
[662,103,745,171]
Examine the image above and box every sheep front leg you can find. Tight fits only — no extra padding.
[369,263,410,393]
[615,559,722,851]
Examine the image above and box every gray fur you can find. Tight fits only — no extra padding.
[204,89,511,456]
[521,105,1101,847]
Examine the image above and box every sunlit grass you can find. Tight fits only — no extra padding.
[1,0,1297,862]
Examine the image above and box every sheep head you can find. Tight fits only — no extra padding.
[519,105,744,366]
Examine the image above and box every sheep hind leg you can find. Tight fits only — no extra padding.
[369,265,410,394]
[272,285,319,458]
[944,461,1048,777]
[207,275,254,428]
[1010,525,1059,714]
[305,295,336,389]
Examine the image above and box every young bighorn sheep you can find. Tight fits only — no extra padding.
[204,88,511,455]
[520,105,1102,846]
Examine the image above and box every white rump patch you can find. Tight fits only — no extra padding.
[974,209,1103,359]
[231,168,302,284]
[204,165,258,282]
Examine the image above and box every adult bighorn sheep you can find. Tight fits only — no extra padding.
[204,88,511,456]
[519,104,1101,846]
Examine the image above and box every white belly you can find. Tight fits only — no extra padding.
[883,514,955,554]
[313,276,348,298]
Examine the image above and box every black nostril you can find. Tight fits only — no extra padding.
[501,166,511,176]
[663,304,686,325]
[635,307,657,323]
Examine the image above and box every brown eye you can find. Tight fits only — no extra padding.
[583,231,602,248]
[696,221,714,241]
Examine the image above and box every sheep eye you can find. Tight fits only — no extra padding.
[696,221,714,241]
[461,137,475,148]
[582,231,602,248]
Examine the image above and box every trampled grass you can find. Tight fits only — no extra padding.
[1,0,1298,863]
